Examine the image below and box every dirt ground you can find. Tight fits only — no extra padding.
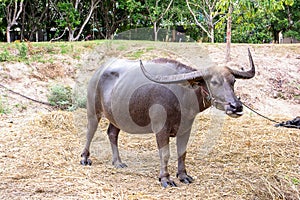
[0,41,299,199]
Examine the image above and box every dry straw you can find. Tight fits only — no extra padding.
[31,110,75,132]
[1,110,299,199]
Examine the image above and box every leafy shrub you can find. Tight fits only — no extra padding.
[16,43,28,59]
[73,95,86,109]
[47,84,73,110]
[48,84,87,111]
[0,49,11,62]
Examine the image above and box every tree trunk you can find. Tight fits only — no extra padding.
[226,3,232,63]
[6,26,11,43]
[66,0,100,41]
[210,26,214,43]
[21,5,26,41]
[29,28,37,41]
[36,31,39,42]
[154,21,158,41]
[273,29,280,43]
[68,28,75,41]
[5,1,24,43]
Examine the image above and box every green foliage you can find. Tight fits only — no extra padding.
[47,83,87,111]
[283,0,300,41]
[0,43,28,62]
[56,2,81,29]
[284,30,300,41]
[291,177,300,185]
[231,18,273,43]
[47,84,73,110]
[0,0,299,43]
[16,43,28,59]
[121,0,144,24]
[215,0,299,43]
[0,48,10,62]
[0,96,10,114]
[145,0,166,22]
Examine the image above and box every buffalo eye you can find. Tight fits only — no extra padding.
[211,80,219,86]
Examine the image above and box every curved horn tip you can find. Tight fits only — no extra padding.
[248,48,252,56]
[140,60,146,72]
[231,49,255,79]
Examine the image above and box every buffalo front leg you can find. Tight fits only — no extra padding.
[107,123,127,168]
[156,132,177,187]
[176,130,194,184]
[80,114,100,166]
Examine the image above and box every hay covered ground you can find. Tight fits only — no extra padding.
[1,110,299,199]
[0,41,299,199]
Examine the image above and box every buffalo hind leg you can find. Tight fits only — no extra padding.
[176,131,194,184]
[156,131,177,188]
[107,123,127,168]
[80,114,100,166]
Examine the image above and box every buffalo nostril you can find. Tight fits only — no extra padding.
[230,103,236,109]
[230,103,237,110]
[229,102,243,112]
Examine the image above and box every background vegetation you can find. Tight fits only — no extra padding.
[0,0,299,43]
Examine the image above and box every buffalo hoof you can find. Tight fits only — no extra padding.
[80,158,92,166]
[115,163,128,168]
[177,173,194,184]
[114,163,128,168]
[159,177,177,188]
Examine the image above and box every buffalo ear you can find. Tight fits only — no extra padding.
[186,77,205,89]
[231,48,255,79]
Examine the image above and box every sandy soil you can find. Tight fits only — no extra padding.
[0,41,299,199]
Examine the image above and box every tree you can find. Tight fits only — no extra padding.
[268,0,298,42]
[256,0,294,43]
[18,0,54,41]
[216,0,251,60]
[96,0,132,39]
[227,0,295,43]
[225,2,232,62]
[0,1,6,41]
[186,0,224,43]
[3,0,24,43]
[284,0,300,40]
[51,0,100,41]
[145,0,174,41]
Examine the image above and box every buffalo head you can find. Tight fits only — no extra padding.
[140,48,255,118]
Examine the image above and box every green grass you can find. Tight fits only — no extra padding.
[0,96,10,114]
[117,45,127,51]
[146,46,155,51]
[292,177,300,185]
[0,40,106,64]
[127,49,145,59]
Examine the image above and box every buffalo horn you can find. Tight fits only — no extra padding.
[230,48,255,79]
[140,60,205,84]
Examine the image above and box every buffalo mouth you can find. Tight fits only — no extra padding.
[213,101,244,118]
[225,110,244,118]
[224,103,244,118]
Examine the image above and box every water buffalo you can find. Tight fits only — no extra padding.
[81,49,255,187]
